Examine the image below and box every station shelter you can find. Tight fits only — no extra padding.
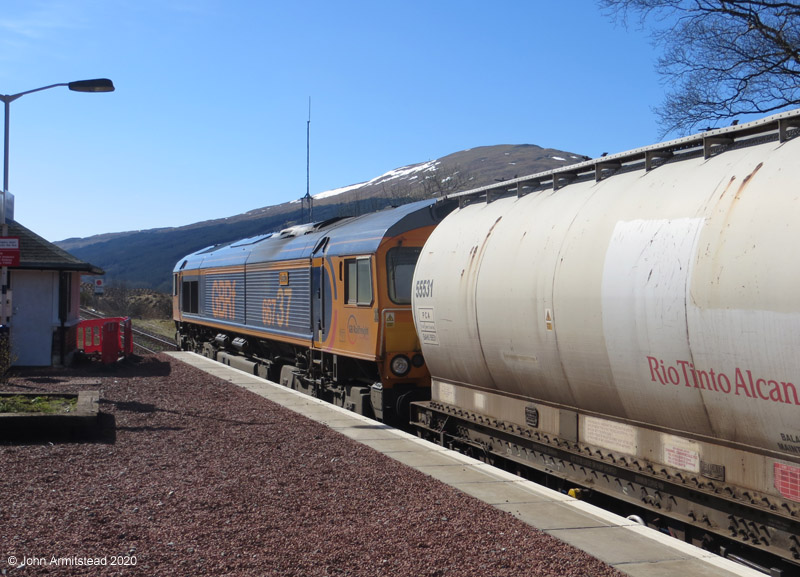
[4,220,103,366]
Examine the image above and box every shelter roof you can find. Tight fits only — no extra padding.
[7,220,104,275]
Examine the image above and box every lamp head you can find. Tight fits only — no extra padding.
[67,78,115,93]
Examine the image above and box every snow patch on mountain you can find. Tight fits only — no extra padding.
[313,160,440,200]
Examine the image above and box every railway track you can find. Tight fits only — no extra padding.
[129,327,178,354]
[80,308,178,354]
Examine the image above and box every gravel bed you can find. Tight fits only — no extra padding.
[0,354,624,577]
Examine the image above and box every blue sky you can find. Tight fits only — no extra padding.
[2,0,673,242]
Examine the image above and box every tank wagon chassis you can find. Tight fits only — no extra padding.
[413,400,799,574]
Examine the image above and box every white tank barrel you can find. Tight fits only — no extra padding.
[413,117,800,456]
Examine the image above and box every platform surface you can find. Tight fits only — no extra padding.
[166,351,763,577]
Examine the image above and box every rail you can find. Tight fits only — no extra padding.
[130,328,178,354]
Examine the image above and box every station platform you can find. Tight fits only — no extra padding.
[166,351,762,577]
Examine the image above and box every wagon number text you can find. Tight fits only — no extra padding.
[415,279,434,299]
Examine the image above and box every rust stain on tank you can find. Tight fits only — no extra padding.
[485,216,503,239]
[461,245,478,282]
[734,162,763,201]
[708,162,765,285]
[467,245,478,266]
[723,162,763,226]
[478,217,503,260]
[463,217,503,282]
[719,175,736,201]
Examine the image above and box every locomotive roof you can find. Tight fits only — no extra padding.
[174,198,442,272]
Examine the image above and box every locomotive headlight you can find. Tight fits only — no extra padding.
[412,354,424,368]
[390,355,411,377]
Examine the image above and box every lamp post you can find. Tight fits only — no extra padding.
[0,78,114,326]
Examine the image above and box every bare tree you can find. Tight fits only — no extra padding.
[600,0,800,135]
[379,178,423,202]
[421,163,474,197]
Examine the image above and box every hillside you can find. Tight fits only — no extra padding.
[58,144,584,292]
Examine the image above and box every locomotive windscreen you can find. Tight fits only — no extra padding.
[387,246,422,305]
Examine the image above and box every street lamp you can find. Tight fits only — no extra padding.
[0,78,115,325]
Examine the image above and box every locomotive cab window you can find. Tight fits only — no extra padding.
[386,246,421,305]
[182,280,199,314]
[345,257,373,306]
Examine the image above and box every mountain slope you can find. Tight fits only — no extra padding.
[58,144,584,292]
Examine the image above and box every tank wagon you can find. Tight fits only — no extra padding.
[174,199,452,423]
[411,109,800,568]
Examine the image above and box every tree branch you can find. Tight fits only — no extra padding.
[599,0,800,134]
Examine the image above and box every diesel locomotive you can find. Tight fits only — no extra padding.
[411,109,800,570]
[173,199,453,423]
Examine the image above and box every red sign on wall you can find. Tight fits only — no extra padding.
[0,237,20,267]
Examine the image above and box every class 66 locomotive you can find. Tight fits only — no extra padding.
[173,199,454,424]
